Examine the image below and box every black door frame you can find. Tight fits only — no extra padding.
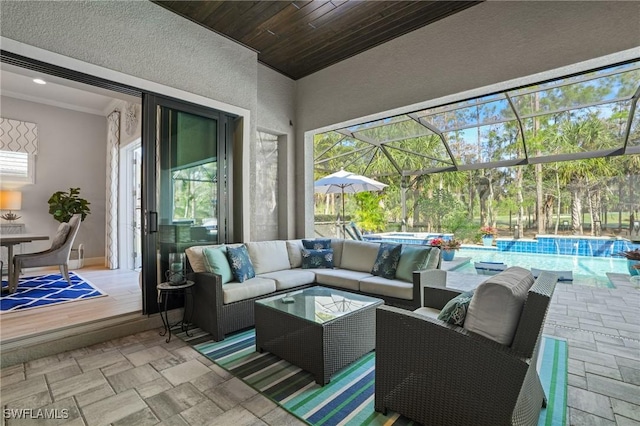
[141,94,235,314]
[1,51,236,316]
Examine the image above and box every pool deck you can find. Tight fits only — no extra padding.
[439,259,640,425]
[546,273,639,425]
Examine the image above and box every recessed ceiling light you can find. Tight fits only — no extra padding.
[33,78,46,85]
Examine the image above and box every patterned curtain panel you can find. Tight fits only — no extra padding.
[106,111,120,269]
[0,118,39,154]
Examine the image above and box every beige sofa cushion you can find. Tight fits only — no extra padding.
[286,240,304,268]
[464,267,534,346]
[222,277,276,304]
[259,269,316,291]
[359,276,413,300]
[313,269,372,291]
[246,241,291,275]
[340,240,380,273]
[330,239,344,268]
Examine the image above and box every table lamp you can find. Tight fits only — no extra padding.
[0,190,22,221]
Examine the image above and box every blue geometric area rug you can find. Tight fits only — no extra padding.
[1,272,106,312]
[184,329,567,426]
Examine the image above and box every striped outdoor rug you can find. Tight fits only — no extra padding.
[184,328,567,426]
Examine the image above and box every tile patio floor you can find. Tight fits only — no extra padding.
[1,274,638,426]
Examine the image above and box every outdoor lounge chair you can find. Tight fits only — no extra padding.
[474,261,508,275]
[375,268,558,426]
[349,221,364,240]
[9,214,82,293]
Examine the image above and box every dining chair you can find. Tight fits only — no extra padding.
[9,214,82,293]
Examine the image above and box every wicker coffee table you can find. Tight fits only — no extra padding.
[255,286,383,385]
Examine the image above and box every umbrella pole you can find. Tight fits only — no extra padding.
[342,188,346,239]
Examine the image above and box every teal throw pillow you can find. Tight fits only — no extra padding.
[371,243,402,279]
[226,245,255,283]
[301,248,334,269]
[437,291,475,326]
[203,246,233,284]
[395,246,433,282]
[302,239,331,250]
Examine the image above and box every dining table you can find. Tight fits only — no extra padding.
[1,233,49,291]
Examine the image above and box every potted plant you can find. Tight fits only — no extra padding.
[429,237,445,248]
[441,238,461,261]
[479,226,498,246]
[48,188,90,270]
[48,187,91,223]
[618,249,640,276]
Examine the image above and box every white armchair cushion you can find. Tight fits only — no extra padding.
[463,266,534,346]
[246,240,291,275]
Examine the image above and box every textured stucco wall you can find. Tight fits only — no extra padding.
[1,96,107,260]
[0,1,256,112]
[0,0,269,240]
[295,1,640,236]
[257,64,297,239]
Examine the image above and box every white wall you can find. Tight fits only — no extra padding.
[0,0,261,240]
[257,64,297,239]
[0,1,302,241]
[0,1,257,112]
[295,1,640,236]
[1,96,107,259]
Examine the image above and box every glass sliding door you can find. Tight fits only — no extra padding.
[142,94,232,314]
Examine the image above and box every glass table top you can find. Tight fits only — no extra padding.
[255,286,383,324]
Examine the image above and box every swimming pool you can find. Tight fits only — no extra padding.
[452,248,627,288]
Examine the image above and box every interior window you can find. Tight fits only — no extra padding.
[0,150,34,183]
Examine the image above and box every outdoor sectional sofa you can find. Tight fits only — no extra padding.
[185,239,441,341]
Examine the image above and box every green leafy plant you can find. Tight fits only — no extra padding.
[354,192,386,233]
[479,226,498,237]
[443,238,462,250]
[48,187,91,223]
[430,238,445,248]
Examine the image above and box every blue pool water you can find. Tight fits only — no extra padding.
[453,248,627,288]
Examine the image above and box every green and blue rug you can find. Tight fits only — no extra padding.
[183,328,567,426]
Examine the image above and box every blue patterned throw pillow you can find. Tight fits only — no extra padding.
[225,245,255,283]
[437,291,475,326]
[371,243,402,279]
[301,248,334,269]
[302,239,331,250]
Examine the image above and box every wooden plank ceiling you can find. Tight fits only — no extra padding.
[155,1,480,80]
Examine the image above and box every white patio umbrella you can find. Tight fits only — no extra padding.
[314,170,388,237]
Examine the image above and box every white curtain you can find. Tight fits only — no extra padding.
[106,111,120,269]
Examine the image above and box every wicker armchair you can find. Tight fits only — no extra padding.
[374,272,557,426]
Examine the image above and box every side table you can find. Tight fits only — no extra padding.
[157,280,195,343]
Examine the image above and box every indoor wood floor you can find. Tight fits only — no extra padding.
[0,266,142,342]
